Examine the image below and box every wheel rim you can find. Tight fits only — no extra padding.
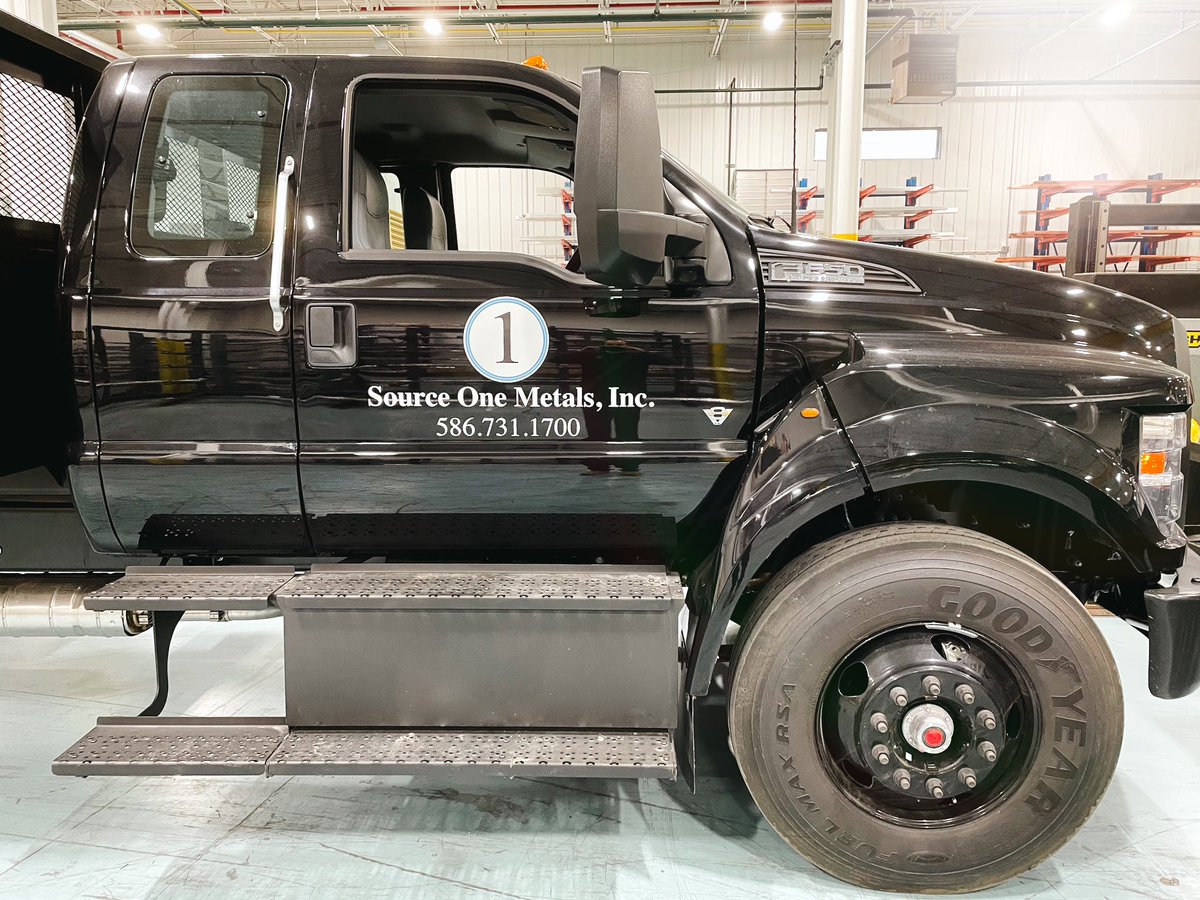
[817,623,1040,827]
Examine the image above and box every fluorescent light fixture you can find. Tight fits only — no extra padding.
[1099,2,1133,27]
[135,22,165,41]
[423,17,444,35]
[763,10,784,31]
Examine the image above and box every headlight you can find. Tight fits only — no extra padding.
[1139,412,1187,530]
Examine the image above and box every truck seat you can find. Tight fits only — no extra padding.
[400,187,448,250]
[350,150,391,250]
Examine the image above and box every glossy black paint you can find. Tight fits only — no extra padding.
[80,57,313,554]
[686,228,1191,693]
[291,59,760,559]
[55,55,1196,700]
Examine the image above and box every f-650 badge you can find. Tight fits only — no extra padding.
[767,260,866,286]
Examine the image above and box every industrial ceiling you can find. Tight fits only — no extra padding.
[54,1,1200,57]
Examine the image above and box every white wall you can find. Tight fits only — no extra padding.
[421,26,1200,267]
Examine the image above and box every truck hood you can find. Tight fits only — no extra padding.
[750,227,1181,369]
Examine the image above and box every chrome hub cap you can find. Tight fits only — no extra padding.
[902,703,955,754]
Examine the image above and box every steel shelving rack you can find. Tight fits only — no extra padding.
[733,168,963,248]
[1000,174,1200,273]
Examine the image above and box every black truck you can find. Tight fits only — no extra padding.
[2,50,1199,894]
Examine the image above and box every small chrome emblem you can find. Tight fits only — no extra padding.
[767,259,866,286]
[703,406,733,426]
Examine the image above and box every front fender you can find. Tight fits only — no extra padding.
[685,381,866,694]
[827,335,1190,563]
[686,341,1191,696]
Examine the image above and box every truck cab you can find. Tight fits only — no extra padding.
[3,52,1200,894]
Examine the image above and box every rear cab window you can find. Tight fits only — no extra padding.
[130,74,287,257]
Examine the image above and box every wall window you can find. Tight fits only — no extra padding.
[131,75,286,257]
[814,127,940,161]
[451,167,568,262]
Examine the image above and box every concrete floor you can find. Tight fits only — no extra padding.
[1,616,1197,899]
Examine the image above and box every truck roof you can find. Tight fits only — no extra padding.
[122,53,581,96]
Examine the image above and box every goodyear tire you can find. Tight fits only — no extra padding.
[728,523,1123,893]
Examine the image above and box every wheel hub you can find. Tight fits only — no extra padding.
[821,626,1031,822]
[901,703,954,754]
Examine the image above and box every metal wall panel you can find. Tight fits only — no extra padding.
[431,30,1199,267]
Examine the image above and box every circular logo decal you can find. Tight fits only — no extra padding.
[463,297,549,383]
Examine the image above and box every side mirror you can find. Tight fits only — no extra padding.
[575,67,705,287]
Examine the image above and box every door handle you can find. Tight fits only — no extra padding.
[268,155,295,333]
[306,303,358,368]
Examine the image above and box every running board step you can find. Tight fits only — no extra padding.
[84,567,295,611]
[53,718,676,779]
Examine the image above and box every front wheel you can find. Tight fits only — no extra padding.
[728,524,1123,893]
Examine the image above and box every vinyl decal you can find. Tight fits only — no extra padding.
[463,297,550,383]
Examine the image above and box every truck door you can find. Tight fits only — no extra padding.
[87,59,312,555]
[291,63,760,560]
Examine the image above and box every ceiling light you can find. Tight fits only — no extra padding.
[1099,2,1134,27]
[423,17,443,35]
[763,11,784,32]
[135,22,165,41]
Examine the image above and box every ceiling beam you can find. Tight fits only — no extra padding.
[710,16,728,57]
[1089,16,1200,79]
[59,5,918,32]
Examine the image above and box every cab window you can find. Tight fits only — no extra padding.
[347,81,576,265]
[131,74,287,257]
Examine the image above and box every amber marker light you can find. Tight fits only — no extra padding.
[1140,451,1168,477]
[800,408,820,419]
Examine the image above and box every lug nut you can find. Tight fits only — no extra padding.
[870,712,890,733]
[955,684,976,705]
[926,777,945,799]
[889,687,909,707]
[959,768,978,789]
[872,744,891,766]
[976,709,997,731]
[978,741,998,763]
[922,675,942,697]
[894,770,912,790]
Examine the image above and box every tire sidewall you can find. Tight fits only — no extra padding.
[730,530,1123,891]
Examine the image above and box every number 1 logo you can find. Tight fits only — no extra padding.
[463,297,550,383]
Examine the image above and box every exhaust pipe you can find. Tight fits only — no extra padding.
[0,577,150,637]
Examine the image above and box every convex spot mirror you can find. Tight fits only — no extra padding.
[574,66,706,288]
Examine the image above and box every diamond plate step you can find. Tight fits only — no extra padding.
[52,717,289,776]
[268,729,676,778]
[84,566,296,611]
[276,564,684,611]
[53,721,676,780]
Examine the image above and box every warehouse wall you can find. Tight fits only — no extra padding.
[427,26,1200,268]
